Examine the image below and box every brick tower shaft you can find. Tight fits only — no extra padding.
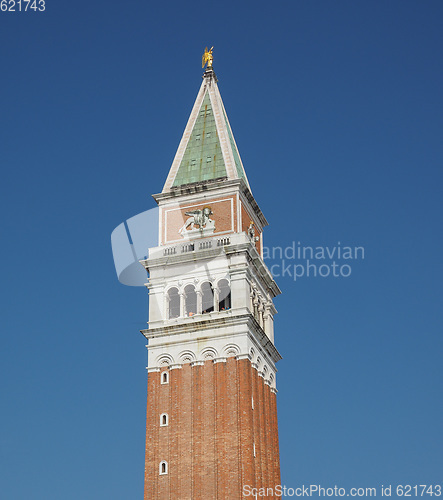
[141,59,282,499]
[145,358,280,499]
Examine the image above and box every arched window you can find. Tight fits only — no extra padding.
[201,282,214,314]
[269,373,275,387]
[184,284,197,317]
[256,357,262,371]
[218,279,231,311]
[160,413,169,426]
[167,287,180,319]
[161,371,169,384]
[159,461,168,475]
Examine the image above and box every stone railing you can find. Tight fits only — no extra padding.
[152,235,237,258]
[146,232,252,260]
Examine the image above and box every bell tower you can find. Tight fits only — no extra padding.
[141,53,282,499]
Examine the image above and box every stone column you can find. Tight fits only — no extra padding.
[179,292,185,317]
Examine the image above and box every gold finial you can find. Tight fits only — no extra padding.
[202,46,214,69]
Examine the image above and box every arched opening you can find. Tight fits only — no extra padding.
[256,357,262,371]
[159,461,168,475]
[269,373,275,388]
[161,371,169,384]
[160,413,169,426]
[167,287,180,319]
[218,279,231,311]
[201,282,214,314]
[184,284,197,317]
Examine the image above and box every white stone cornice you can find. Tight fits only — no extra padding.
[145,335,278,389]
[238,188,267,230]
[169,363,183,370]
[141,312,281,363]
[235,353,251,361]
[154,178,242,204]
[142,234,281,300]
[191,361,205,367]
[213,357,227,364]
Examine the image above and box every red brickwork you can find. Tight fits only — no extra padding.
[161,195,237,244]
[200,361,217,497]
[159,195,263,256]
[240,202,262,255]
[271,391,281,489]
[144,358,280,499]
[169,367,181,498]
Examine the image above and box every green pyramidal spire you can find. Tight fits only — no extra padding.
[163,67,250,193]
[172,93,226,186]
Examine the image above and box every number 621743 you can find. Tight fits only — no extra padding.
[1,0,46,11]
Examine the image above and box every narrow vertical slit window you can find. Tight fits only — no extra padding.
[159,461,168,475]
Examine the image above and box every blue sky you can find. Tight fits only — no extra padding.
[1,1,442,498]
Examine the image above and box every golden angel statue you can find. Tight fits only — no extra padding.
[202,46,214,69]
